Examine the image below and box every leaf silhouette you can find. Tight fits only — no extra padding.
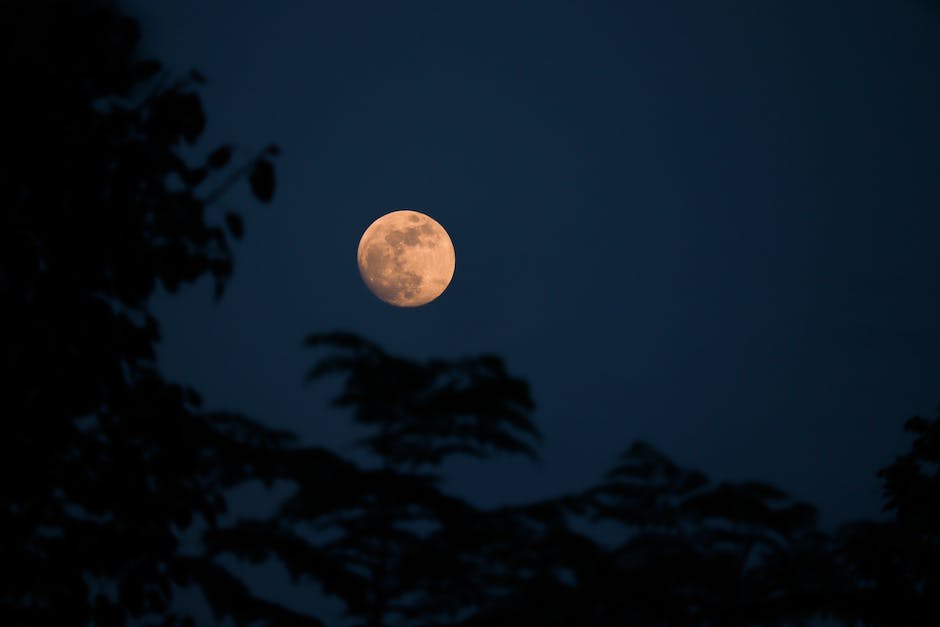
[250,158,276,202]
[207,144,234,169]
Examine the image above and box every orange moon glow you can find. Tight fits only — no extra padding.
[357,210,456,307]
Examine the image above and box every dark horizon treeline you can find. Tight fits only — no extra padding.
[2,1,937,625]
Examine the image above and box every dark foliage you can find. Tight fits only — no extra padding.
[1,2,937,626]
[1,1,287,624]
[827,413,940,626]
[304,332,540,471]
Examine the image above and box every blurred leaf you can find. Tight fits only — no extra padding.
[249,158,275,202]
[207,145,233,169]
[224,211,243,239]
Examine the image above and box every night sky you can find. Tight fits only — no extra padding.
[126,0,940,531]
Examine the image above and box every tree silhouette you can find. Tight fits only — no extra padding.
[206,333,538,626]
[304,332,539,472]
[447,441,829,627]
[2,2,937,626]
[1,1,292,624]
[827,411,940,626]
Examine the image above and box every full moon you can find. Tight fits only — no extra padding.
[357,210,456,307]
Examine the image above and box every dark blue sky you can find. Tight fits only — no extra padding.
[129,0,940,528]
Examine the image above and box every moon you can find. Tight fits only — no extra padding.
[357,210,456,307]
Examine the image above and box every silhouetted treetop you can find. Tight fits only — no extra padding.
[305,332,540,471]
[879,413,940,529]
[828,410,940,626]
